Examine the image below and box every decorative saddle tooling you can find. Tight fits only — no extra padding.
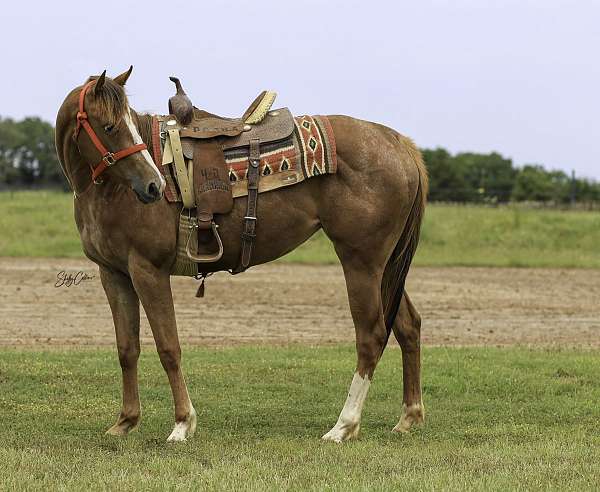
[153,78,337,279]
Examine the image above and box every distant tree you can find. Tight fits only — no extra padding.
[547,170,571,203]
[453,152,516,203]
[422,148,516,203]
[576,178,600,202]
[512,165,570,202]
[0,118,21,185]
[421,147,472,202]
[0,117,62,187]
[18,117,62,185]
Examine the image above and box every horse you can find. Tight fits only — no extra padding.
[55,67,428,443]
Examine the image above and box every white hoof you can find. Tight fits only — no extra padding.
[392,403,424,433]
[322,422,360,443]
[167,407,197,442]
[322,373,371,443]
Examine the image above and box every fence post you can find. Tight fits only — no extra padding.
[570,169,576,207]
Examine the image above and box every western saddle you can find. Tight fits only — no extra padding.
[161,77,292,274]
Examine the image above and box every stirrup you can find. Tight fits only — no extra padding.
[186,220,224,263]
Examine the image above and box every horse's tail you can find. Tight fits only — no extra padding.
[381,136,428,332]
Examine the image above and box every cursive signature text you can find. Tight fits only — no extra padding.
[55,271,95,287]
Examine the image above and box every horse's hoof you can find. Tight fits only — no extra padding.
[166,407,197,442]
[322,422,360,443]
[105,422,138,436]
[106,414,139,436]
[392,403,424,433]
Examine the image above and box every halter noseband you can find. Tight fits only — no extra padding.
[74,80,147,184]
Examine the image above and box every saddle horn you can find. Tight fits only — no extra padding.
[168,76,193,126]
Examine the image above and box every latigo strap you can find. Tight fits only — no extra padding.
[234,138,261,273]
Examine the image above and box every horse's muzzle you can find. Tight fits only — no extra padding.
[133,180,163,204]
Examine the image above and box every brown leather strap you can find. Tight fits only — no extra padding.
[90,143,147,182]
[235,138,261,273]
[151,116,162,166]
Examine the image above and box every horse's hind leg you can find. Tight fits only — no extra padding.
[100,267,142,436]
[391,292,425,433]
[322,256,389,443]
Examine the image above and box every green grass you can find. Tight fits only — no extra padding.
[414,204,600,268]
[0,190,82,257]
[1,191,599,267]
[1,346,600,490]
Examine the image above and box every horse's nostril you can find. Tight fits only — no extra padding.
[147,182,160,199]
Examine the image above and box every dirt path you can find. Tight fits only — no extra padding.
[1,258,599,348]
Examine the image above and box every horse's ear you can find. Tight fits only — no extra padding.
[93,70,107,94]
[114,66,133,86]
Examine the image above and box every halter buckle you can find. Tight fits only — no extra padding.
[102,152,116,166]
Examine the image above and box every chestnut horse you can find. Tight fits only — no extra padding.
[55,68,428,443]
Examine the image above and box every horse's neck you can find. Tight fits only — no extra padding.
[64,140,94,196]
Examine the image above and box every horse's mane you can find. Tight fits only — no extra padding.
[133,112,154,146]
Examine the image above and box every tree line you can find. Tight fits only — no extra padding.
[422,148,599,204]
[0,117,63,188]
[1,116,598,203]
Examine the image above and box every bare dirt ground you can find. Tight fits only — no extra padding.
[1,257,599,348]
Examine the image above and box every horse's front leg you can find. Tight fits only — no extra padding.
[129,259,197,442]
[100,267,142,436]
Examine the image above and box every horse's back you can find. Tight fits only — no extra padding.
[325,114,425,196]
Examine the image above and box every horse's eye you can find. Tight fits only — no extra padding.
[104,124,114,134]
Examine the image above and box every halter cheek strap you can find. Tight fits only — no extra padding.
[74,80,147,183]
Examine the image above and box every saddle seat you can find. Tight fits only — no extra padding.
[163,77,293,271]
[169,76,277,137]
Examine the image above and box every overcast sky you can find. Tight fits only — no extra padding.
[3,0,598,178]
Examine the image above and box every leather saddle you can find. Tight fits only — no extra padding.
[164,77,293,272]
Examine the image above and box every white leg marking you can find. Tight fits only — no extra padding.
[322,372,371,443]
[123,107,166,190]
[166,404,197,443]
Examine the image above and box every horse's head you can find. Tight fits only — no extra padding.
[56,67,165,203]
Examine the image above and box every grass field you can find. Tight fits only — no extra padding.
[1,190,599,267]
[1,345,600,490]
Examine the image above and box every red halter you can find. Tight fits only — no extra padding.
[74,80,148,183]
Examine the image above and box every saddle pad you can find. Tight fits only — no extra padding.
[159,115,337,202]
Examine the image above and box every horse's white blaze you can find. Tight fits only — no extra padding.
[322,372,371,443]
[123,107,165,190]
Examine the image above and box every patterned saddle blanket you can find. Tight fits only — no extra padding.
[157,113,337,202]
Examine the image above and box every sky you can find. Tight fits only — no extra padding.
[2,0,599,179]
